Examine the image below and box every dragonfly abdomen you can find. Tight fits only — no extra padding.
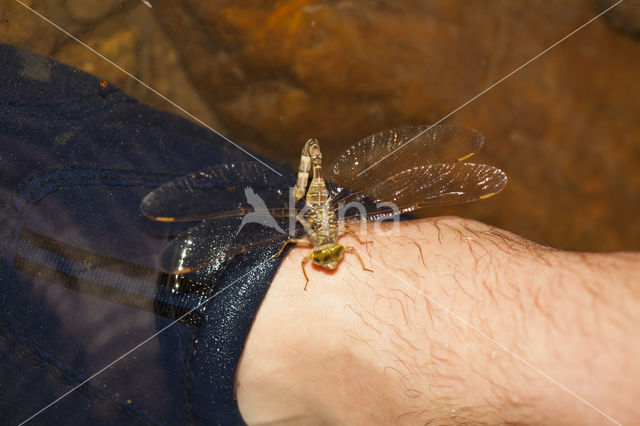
[294,138,329,204]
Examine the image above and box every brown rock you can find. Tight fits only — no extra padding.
[4,0,640,251]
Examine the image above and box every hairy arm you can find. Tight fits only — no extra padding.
[236,217,640,425]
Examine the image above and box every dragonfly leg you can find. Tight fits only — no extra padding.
[268,238,311,262]
[344,225,373,246]
[302,255,310,290]
[345,246,373,273]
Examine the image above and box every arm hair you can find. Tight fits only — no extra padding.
[236,217,640,425]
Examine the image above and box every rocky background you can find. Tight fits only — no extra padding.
[2,0,639,252]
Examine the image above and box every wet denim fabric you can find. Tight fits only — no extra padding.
[0,44,290,425]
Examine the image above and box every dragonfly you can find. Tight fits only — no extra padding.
[140,125,507,289]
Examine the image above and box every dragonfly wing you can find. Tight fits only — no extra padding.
[336,162,507,223]
[158,219,237,274]
[140,162,294,222]
[157,217,305,274]
[328,125,484,193]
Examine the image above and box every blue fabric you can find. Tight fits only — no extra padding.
[0,44,290,425]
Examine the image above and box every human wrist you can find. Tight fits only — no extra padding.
[236,217,639,425]
[511,249,640,425]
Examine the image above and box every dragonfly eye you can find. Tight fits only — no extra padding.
[330,245,345,261]
[311,249,332,265]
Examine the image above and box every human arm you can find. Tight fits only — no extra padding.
[236,217,640,425]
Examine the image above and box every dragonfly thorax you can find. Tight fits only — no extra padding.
[302,203,340,247]
[311,244,345,269]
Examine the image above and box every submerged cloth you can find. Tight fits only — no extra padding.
[0,44,292,425]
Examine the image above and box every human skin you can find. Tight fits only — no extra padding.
[236,217,640,425]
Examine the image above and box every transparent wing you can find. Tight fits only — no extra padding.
[156,218,305,274]
[140,162,293,222]
[328,125,484,196]
[140,162,303,273]
[332,162,507,223]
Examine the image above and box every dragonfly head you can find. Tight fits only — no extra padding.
[311,245,345,270]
